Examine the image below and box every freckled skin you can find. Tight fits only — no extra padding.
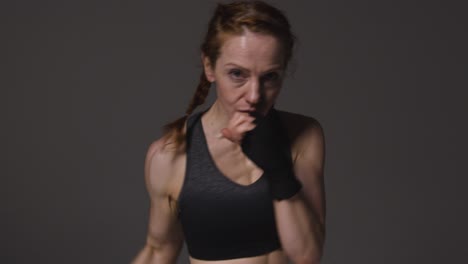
[201,30,287,141]
[132,26,327,264]
[186,30,292,264]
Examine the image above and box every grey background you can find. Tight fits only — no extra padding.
[4,0,467,263]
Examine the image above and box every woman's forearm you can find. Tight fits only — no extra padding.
[132,245,154,264]
[273,192,325,264]
[131,243,181,264]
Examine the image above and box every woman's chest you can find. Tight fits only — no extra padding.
[174,138,283,260]
[168,133,300,203]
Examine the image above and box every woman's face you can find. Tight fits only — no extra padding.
[203,30,286,117]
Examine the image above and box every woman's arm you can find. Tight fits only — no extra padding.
[132,139,184,264]
[274,119,326,264]
[220,111,326,263]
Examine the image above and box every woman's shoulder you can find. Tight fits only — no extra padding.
[147,118,188,161]
[276,109,323,137]
[276,109,325,156]
[146,135,182,164]
[144,119,189,193]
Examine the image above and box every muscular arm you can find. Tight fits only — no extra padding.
[219,110,326,263]
[274,119,326,264]
[132,139,185,264]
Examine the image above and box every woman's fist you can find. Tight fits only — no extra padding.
[220,111,257,144]
[238,107,303,201]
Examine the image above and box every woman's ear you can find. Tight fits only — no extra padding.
[201,54,215,82]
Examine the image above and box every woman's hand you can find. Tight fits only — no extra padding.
[219,111,257,144]
[231,108,303,201]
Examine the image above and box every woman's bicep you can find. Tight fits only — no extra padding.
[143,140,184,259]
[146,197,184,251]
[294,119,326,227]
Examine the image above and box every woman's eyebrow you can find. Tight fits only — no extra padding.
[223,63,282,72]
[224,63,248,70]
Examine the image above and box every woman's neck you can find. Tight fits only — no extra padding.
[202,100,231,138]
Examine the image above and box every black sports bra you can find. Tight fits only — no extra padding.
[177,108,282,260]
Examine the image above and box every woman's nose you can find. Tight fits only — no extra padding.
[245,79,261,105]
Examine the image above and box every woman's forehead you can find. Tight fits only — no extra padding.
[218,31,284,70]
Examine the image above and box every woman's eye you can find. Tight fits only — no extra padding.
[263,72,279,82]
[229,69,244,80]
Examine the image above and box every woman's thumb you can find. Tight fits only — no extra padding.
[220,128,232,140]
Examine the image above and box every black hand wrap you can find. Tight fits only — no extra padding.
[241,108,302,200]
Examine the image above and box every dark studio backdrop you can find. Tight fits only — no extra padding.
[4,0,467,263]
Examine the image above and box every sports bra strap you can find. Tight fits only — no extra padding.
[186,111,202,130]
[185,109,206,149]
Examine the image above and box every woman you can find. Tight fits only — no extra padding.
[132,1,326,263]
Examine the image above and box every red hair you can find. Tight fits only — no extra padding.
[162,1,296,150]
